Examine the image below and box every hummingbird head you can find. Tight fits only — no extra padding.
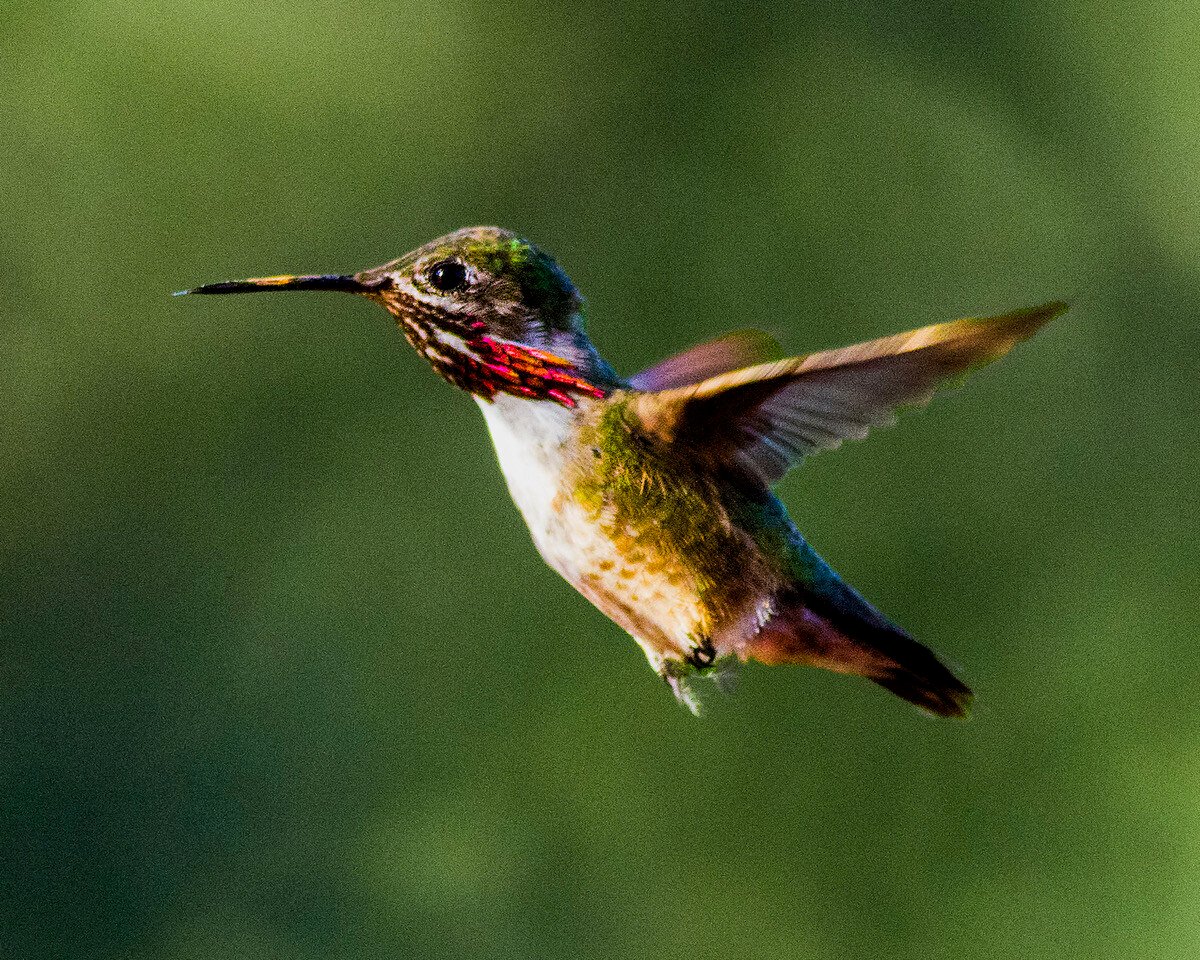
[180,226,614,407]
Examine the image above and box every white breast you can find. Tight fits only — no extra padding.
[476,394,574,540]
[475,393,709,667]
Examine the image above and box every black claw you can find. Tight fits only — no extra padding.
[687,638,716,669]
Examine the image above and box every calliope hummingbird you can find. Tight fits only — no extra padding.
[180,226,1064,716]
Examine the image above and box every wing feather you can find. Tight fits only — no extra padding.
[629,329,781,391]
[630,302,1065,486]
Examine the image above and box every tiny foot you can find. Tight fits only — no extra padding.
[685,637,716,669]
[660,662,702,715]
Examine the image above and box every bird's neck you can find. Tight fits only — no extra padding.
[399,311,620,410]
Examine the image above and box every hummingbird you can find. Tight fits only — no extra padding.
[179,226,1064,717]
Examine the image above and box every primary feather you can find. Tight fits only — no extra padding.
[631,302,1066,486]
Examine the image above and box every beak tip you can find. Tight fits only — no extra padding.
[172,289,193,297]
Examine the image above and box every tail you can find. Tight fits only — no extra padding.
[852,622,974,718]
[745,586,974,718]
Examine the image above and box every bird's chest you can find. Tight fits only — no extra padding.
[476,396,711,652]
[476,396,589,565]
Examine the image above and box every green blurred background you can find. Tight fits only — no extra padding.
[3,2,1198,958]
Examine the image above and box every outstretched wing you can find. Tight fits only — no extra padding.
[629,329,781,391]
[630,302,1065,486]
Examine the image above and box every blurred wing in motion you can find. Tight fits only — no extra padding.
[629,329,782,391]
[631,302,1066,486]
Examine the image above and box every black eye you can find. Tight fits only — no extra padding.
[428,259,469,293]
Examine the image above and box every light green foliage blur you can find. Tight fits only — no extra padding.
[2,2,1198,959]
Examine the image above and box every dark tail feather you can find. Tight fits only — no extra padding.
[744,591,974,718]
[864,629,974,718]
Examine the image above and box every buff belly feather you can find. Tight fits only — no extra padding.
[477,393,770,671]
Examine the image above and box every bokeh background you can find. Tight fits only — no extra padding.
[3,2,1198,958]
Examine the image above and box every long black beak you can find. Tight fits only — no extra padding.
[174,273,372,296]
